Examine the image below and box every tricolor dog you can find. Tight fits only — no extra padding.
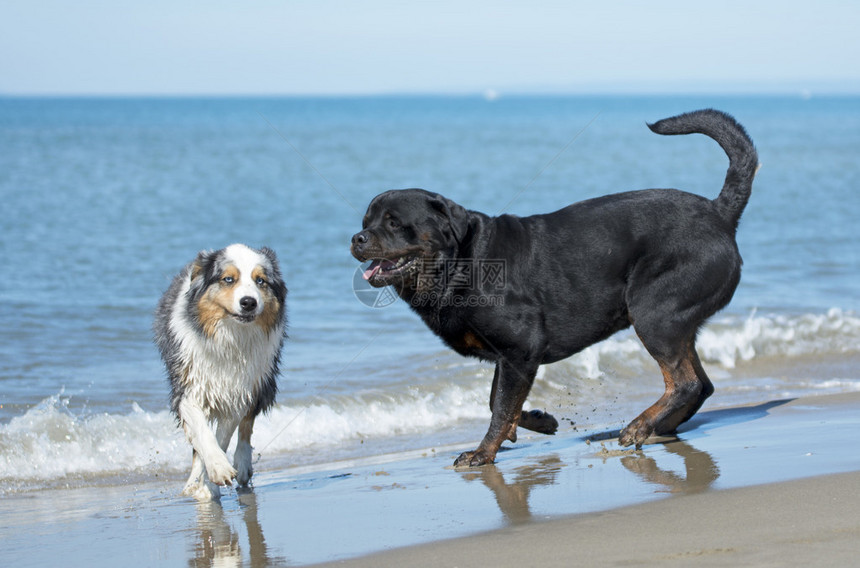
[154,244,287,499]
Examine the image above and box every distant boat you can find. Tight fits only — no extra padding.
[483,89,499,101]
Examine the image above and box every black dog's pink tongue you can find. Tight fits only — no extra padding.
[363,260,382,281]
[363,259,398,280]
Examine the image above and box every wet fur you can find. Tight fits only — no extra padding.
[154,244,287,499]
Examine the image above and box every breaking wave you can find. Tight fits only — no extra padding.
[2,309,857,493]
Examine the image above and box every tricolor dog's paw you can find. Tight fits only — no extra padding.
[206,455,238,486]
[234,441,254,487]
[234,458,253,487]
[182,480,221,501]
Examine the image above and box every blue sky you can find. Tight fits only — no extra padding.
[2,0,859,95]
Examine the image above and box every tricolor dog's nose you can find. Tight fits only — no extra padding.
[239,296,258,312]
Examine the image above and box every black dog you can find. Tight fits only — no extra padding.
[351,109,758,467]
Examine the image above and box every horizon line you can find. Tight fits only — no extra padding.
[2,88,859,99]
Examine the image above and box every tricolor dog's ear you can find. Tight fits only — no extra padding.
[260,246,278,267]
[187,249,215,301]
[190,250,213,282]
[259,246,288,304]
[429,194,470,246]
[190,261,205,282]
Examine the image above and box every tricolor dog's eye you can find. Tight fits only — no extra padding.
[255,276,267,287]
[222,276,235,284]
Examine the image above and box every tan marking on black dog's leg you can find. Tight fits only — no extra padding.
[676,342,714,425]
[656,342,715,431]
[619,355,702,448]
[456,360,537,467]
[655,361,702,435]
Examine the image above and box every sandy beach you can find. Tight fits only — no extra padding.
[324,471,860,567]
[2,390,859,567]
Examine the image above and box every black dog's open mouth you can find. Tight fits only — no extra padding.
[363,255,421,287]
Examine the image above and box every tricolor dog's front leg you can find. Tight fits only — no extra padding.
[454,358,539,467]
[233,413,256,487]
[182,449,206,496]
[179,399,237,487]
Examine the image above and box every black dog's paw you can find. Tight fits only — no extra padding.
[618,417,654,449]
[454,449,495,468]
[520,409,559,435]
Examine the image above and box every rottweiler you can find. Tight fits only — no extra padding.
[351,109,758,467]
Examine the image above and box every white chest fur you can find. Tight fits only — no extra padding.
[169,279,282,420]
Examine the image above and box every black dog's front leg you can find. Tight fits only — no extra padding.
[487,365,559,437]
[455,359,538,467]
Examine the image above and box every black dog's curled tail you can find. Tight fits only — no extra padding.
[648,109,759,231]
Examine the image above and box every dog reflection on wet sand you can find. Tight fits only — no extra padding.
[616,440,719,494]
[191,491,286,567]
[460,456,564,524]
[458,441,718,523]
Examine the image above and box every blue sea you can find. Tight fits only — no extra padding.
[1,95,858,494]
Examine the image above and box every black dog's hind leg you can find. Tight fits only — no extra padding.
[619,336,713,448]
[619,243,732,448]
[676,341,715,424]
[456,358,539,467]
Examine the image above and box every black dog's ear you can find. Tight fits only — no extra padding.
[429,195,470,246]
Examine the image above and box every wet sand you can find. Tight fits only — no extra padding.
[324,470,860,567]
[3,392,860,567]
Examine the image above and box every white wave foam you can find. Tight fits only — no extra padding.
[0,381,491,492]
[543,309,860,380]
[253,382,490,454]
[809,379,860,391]
[0,393,187,490]
[2,309,857,492]
[698,308,860,368]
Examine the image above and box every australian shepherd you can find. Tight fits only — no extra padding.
[154,244,287,500]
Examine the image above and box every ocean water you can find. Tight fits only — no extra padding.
[1,95,858,493]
